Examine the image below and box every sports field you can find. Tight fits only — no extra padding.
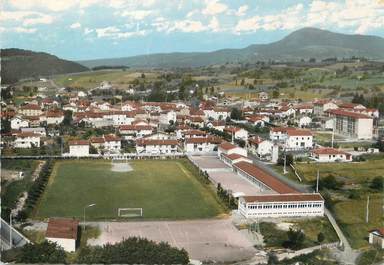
[35,159,225,220]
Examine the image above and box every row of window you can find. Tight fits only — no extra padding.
[247,202,322,210]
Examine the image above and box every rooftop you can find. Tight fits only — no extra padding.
[46,218,79,240]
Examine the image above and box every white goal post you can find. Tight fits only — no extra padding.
[118,208,143,217]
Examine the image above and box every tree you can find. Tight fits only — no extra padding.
[317,232,325,243]
[272,89,279,98]
[230,107,243,120]
[62,110,73,126]
[318,174,343,190]
[76,237,189,264]
[267,253,279,265]
[370,176,383,191]
[15,241,66,264]
[285,228,305,249]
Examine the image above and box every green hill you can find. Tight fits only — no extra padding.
[79,27,384,68]
[1,48,89,84]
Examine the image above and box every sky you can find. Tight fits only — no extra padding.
[1,0,384,61]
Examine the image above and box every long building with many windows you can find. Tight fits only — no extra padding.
[238,193,324,218]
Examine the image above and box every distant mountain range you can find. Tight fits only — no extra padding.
[1,49,89,84]
[79,27,384,68]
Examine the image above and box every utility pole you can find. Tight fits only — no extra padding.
[283,151,287,174]
[316,169,320,193]
[366,195,370,223]
[331,125,335,148]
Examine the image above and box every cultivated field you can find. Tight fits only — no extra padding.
[35,159,225,220]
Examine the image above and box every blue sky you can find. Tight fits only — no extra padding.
[1,0,384,61]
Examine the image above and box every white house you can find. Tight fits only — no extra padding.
[69,140,89,157]
[46,111,64,125]
[19,104,42,116]
[224,126,248,141]
[285,129,313,150]
[11,116,29,130]
[311,148,352,162]
[159,111,177,125]
[14,133,40,148]
[369,228,384,249]
[217,142,247,157]
[184,137,221,153]
[136,139,179,154]
[119,125,154,140]
[21,127,46,136]
[298,116,312,128]
[248,137,273,158]
[46,218,79,252]
[104,135,122,153]
[221,153,252,167]
[238,193,324,218]
[205,120,225,131]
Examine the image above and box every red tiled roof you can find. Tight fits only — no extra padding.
[183,130,207,135]
[46,218,79,239]
[119,125,154,131]
[222,153,249,161]
[185,136,222,144]
[21,104,41,110]
[370,228,384,237]
[233,161,298,194]
[136,139,178,146]
[218,142,237,150]
[312,148,349,155]
[104,134,121,142]
[242,193,323,203]
[69,140,89,146]
[224,126,242,133]
[326,109,372,119]
[286,129,313,136]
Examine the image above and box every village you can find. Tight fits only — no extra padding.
[1,75,383,264]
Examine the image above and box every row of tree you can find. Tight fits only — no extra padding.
[17,160,54,221]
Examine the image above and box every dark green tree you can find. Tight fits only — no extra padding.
[15,241,66,264]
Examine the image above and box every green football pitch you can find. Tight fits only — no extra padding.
[35,159,225,220]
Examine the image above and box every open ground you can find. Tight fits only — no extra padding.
[87,219,257,263]
[35,159,225,220]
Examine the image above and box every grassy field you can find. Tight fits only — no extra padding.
[334,193,383,249]
[35,159,225,220]
[54,70,159,89]
[294,159,384,183]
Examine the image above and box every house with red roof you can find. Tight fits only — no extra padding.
[184,136,222,153]
[369,228,384,249]
[136,138,179,154]
[68,140,89,157]
[312,147,352,162]
[248,136,273,158]
[46,218,79,252]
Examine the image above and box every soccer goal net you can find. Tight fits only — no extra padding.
[118,208,143,217]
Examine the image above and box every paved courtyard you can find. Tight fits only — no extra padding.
[88,219,257,263]
[189,155,229,171]
[209,171,264,196]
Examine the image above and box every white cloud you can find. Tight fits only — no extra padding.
[7,0,105,12]
[84,27,94,35]
[208,17,220,32]
[0,11,54,26]
[202,0,228,16]
[119,10,152,20]
[235,5,248,16]
[169,20,206,33]
[0,26,37,33]
[70,22,81,29]
[95,26,146,39]
[23,14,54,26]
[235,16,261,32]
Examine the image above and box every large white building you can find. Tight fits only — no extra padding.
[14,133,40,148]
[238,193,324,218]
[184,137,221,153]
[285,129,313,150]
[248,137,273,158]
[136,139,179,154]
[326,109,373,140]
[46,218,79,252]
[69,140,89,157]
